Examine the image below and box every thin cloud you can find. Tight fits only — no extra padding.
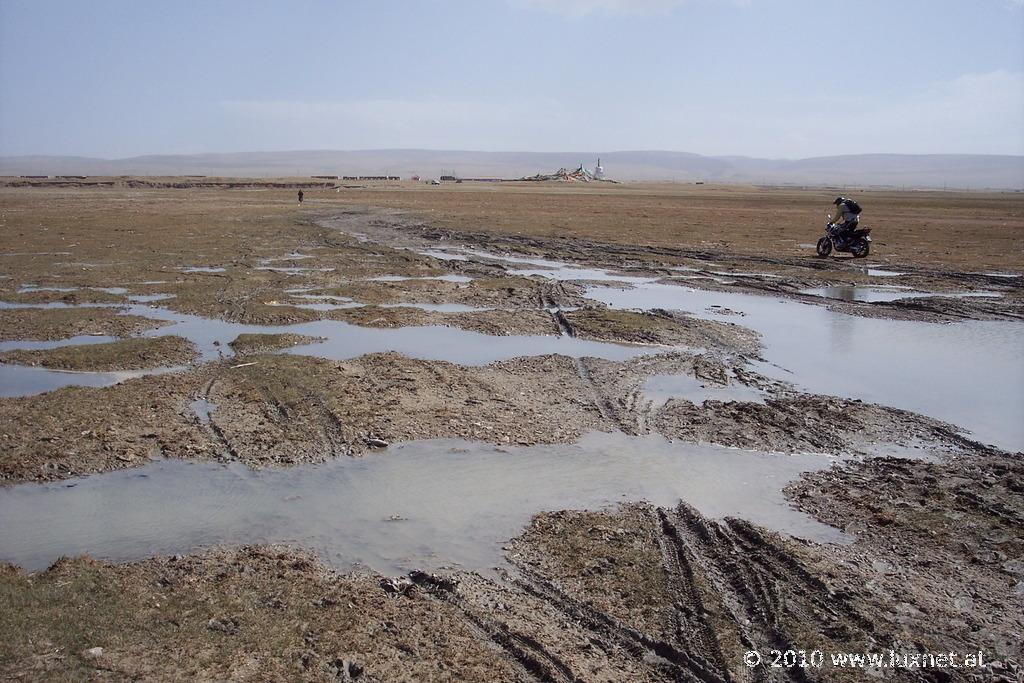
[220,71,1023,156]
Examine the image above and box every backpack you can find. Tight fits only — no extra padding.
[843,199,862,215]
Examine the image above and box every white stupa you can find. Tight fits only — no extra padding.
[593,157,605,180]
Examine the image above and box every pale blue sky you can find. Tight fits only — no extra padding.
[1,0,1022,158]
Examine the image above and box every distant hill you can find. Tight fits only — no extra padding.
[1,150,1021,190]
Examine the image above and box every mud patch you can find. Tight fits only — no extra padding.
[0,547,520,682]
[564,308,759,353]
[228,333,325,355]
[0,336,197,372]
[0,308,170,342]
[654,393,975,455]
[205,353,612,465]
[0,370,212,483]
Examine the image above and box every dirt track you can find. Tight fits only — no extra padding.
[1,184,1021,680]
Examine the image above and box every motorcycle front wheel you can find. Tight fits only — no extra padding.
[816,237,833,258]
[851,238,870,258]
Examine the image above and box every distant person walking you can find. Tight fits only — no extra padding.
[297,190,304,204]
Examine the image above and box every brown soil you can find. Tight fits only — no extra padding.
[564,308,760,352]
[653,394,977,455]
[0,336,197,371]
[229,333,325,355]
[310,182,1024,271]
[205,352,611,466]
[0,308,170,342]
[0,546,520,682]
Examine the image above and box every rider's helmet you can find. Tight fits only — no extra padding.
[833,196,845,205]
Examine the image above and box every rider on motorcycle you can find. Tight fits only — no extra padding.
[831,196,861,243]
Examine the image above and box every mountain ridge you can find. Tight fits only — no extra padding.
[2,149,1021,190]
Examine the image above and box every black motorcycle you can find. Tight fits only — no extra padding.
[816,220,871,258]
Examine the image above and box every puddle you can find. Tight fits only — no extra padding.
[182,267,225,273]
[981,272,1022,279]
[0,432,845,575]
[458,249,569,268]
[0,335,119,352]
[0,302,656,395]
[0,301,117,310]
[17,285,78,293]
[801,285,920,303]
[586,282,1024,452]
[866,268,904,277]
[0,364,183,398]
[190,397,217,423]
[118,305,652,366]
[446,247,656,284]
[511,266,658,285]
[127,294,175,303]
[280,321,652,366]
[643,373,767,409]
[668,275,737,285]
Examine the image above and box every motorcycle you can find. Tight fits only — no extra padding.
[816,217,871,258]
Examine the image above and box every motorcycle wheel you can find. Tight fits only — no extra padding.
[851,238,870,258]
[815,237,833,258]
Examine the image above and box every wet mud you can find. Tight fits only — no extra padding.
[0,335,197,371]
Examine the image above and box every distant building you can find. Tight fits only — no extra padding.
[593,158,605,180]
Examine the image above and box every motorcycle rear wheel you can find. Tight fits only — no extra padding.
[851,238,870,258]
[816,237,833,258]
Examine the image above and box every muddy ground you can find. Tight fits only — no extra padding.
[1,184,1021,680]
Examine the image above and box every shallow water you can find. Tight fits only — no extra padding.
[0,301,656,396]
[801,285,920,303]
[0,432,845,574]
[0,335,118,352]
[511,266,658,284]
[0,301,115,310]
[127,294,175,303]
[190,397,217,423]
[0,364,182,398]
[17,285,78,293]
[587,282,1024,452]
[123,304,652,366]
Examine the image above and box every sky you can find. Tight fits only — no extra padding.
[1,0,1022,159]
